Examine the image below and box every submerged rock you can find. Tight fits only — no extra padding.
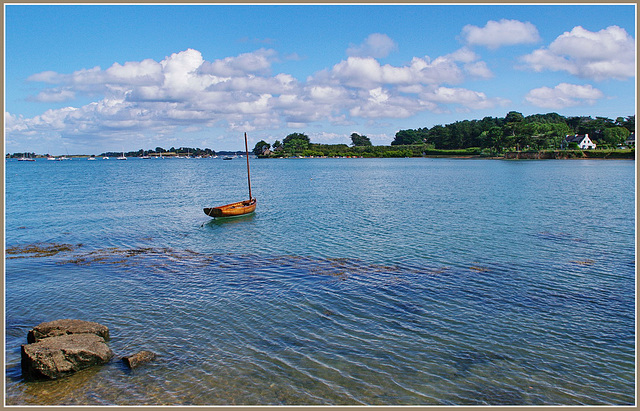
[27,319,110,343]
[122,350,157,369]
[21,334,113,380]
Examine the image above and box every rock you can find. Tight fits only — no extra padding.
[21,334,113,380]
[27,319,110,343]
[122,350,156,369]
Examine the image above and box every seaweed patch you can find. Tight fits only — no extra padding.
[60,247,201,266]
[571,259,595,266]
[6,243,82,259]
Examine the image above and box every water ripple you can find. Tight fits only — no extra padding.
[5,159,635,405]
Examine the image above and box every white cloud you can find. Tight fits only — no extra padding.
[444,47,479,63]
[464,61,493,79]
[520,25,635,81]
[461,19,541,49]
[421,87,510,111]
[199,48,277,76]
[106,59,163,85]
[524,83,604,109]
[8,46,500,146]
[324,53,476,90]
[30,89,76,103]
[27,70,64,83]
[347,33,398,58]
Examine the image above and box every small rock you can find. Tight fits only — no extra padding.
[122,350,156,369]
[21,334,113,380]
[27,319,110,343]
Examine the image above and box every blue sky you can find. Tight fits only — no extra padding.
[4,3,636,154]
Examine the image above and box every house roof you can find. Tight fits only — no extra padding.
[565,134,589,143]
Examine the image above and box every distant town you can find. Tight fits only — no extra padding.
[6,148,245,160]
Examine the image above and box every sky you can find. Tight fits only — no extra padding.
[4,3,636,155]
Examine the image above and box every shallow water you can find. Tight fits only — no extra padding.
[5,157,636,405]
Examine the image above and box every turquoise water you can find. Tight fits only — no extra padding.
[4,157,636,405]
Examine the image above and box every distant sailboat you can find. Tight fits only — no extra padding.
[204,133,256,218]
[57,148,71,160]
[18,153,35,162]
[117,151,127,160]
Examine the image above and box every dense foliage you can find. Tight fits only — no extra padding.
[250,112,634,159]
[253,140,271,155]
[350,133,372,146]
[392,112,634,151]
[282,133,311,152]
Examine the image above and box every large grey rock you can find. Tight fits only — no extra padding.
[27,319,110,343]
[21,334,113,380]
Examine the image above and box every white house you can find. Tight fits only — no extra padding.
[565,134,596,150]
[624,133,635,147]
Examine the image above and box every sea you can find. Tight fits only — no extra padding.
[4,156,636,405]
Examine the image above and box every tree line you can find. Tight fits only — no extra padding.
[100,147,217,157]
[392,112,635,151]
[253,132,383,157]
[252,112,634,158]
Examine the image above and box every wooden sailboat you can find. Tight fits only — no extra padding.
[204,132,256,218]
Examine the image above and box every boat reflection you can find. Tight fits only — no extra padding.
[203,212,256,227]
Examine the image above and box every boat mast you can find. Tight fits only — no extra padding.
[244,132,252,200]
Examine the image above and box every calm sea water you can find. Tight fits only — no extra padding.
[4,157,636,405]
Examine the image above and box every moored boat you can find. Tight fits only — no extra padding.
[204,198,257,217]
[204,132,256,218]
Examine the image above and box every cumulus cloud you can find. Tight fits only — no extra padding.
[323,51,483,90]
[7,46,501,144]
[464,61,493,79]
[347,33,398,58]
[349,87,423,119]
[524,83,604,109]
[420,87,510,111]
[520,25,635,81]
[200,48,277,77]
[29,89,76,103]
[461,19,541,49]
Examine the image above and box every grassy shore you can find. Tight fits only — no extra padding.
[503,149,635,160]
[260,146,635,159]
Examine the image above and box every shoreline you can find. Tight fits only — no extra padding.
[7,149,635,161]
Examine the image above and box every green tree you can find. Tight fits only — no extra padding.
[253,140,271,155]
[538,122,571,149]
[505,111,524,123]
[601,127,630,147]
[616,115,635,133]
[486,126,506,151]
[392,129,422,145]
[282,133,310,153]
[350,133,372,146]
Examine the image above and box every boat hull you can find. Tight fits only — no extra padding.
[204,198,256,218]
